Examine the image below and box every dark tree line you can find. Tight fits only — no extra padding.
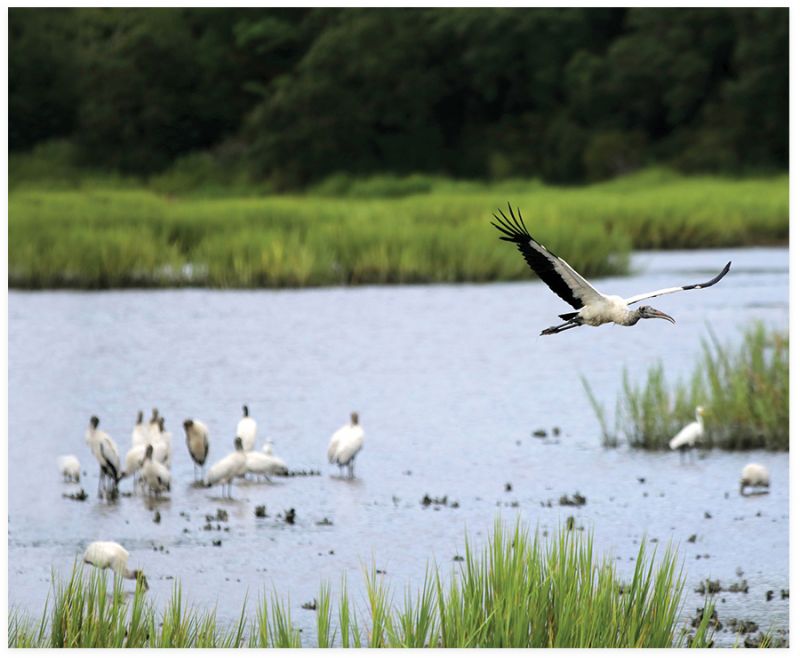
[9,7,788,187]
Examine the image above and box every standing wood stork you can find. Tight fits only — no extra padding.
[85,416,121,499]
[237,405,257,452]
[122,444,147,489]
[131,410,148,447]
[151,417,172,467]
[669,406,705,460]
[58,455,81,483]
[740,463,770,496]
[140,444,171,498]
[83,541,148,590]
[491,205,731,335]
[327,412,365,479]
[184,418,210,482]
[205,437,247,498]
[147,408,161,442]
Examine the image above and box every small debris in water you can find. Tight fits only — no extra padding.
[153,511,161,524]
[532,428,547,438]
[566,516,575,531]
[728,579,749,593]
[505,482,513,492]
[704,511,712,519]
[552,426,560,436]
[316,517,333,526]
[376,569,387,575]
[728,618,758,634]
[637,477,646,484]
[283,508,296,525]
[744,632,788,648]
[736,567,744,577]
[63,489,88,501]
[421,494,453,508]
[766,590,774,601]
[453,554,465,562]
[402,470,412,476]
[695,579,722,595]
[649,537,658,543]
[301,599,317,611]
[254,505,267,518]
[212,539,222,547]
[688,534,697,543]
[282,469,321,477]
[780,588,789,599]
[691,606,722,630]
[558,491,587,507]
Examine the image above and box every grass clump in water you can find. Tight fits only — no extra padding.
[8,521,714,648]
[584,323,789,450]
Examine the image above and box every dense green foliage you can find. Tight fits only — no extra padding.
[9,8,787,188]
[8,170,787,289]
[8,522,716,648]
[583,323,789,450]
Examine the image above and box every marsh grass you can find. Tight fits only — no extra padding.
[584,323,789,450]
[8,169,786,288]
[8,521,713,648]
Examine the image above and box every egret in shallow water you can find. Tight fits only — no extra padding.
[669,406,705,461]
[57,455,81,483]
[491,205,731,335]
[328,412,364,479]
[740,463,770,496]
[83,541,148,590]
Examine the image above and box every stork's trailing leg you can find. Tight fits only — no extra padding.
[541,320,581,336]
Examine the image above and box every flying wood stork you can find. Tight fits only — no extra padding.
[184,418,210,482]
[327,412,364,479]
[669,406,705,460]
[83,541,148,590]
[740,463,770,496]
[491,205,731,335]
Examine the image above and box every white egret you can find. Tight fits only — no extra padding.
[57,455,81,483]
[492,205,731,335]
[237,405,257,452]
[184,418,210,482]
[206,437,247,498]
[669,406,705,460]
[83,541,148,590]
[328,412,364,479]
[740,463,770,495]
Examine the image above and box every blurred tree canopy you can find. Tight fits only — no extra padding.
[9,7,788,187]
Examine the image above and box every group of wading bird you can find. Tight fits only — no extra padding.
[59,406,365,500]
[72,205,770,587]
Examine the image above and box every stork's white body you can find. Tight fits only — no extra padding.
[237,416,257,452]
[140,455,171,497]
[83,541,147,588]
[58,455,81,482]
[245,451,288,479]
[740,463,770,495]
[492,205,731,335]
[151,428,172,468]
[206,444,247,497]
[123,444,147,481]
[131,417,149,448]
[85,423,121,497]
[184,419,210,481]
[328,420,364,478]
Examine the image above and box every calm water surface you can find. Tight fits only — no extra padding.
[8,247,789,646]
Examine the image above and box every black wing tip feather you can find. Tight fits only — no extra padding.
[682,261,732,291]
[491,203,532,243]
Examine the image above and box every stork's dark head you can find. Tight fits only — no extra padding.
[158,417,165,431]
[351,411,359,425]
[234,437,244,451]
[90,416,99,429]
[136,410,143,423]
[183,419,193,431]
[638,305,676,324]
[150,408,159,422]
[145,444,154,460]
[243,405,249,417]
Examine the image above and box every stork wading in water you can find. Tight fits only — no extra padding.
[669,406,705,461]
[491,205,731,335]
[83,541,148,590]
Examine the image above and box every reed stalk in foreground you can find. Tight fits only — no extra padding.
[8,520,715,648]
[584,323,789,451]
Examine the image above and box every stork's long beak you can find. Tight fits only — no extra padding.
[645,308,676,324]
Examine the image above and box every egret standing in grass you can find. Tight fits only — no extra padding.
[328,412,364,479]
[57,455,81,483]
[237,405,257,452]
[206,437,247,498]
[740,463,770,495]
[83,541,148,590]
[669,406,705,461]
[184,418,210,482]
[85,416,121,498]
[491,205,731,335]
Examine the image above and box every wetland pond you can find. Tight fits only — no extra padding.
[8,247,789,646]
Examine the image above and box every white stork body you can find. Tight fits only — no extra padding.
[85,417,121,498]
[184,419,210,482]
[83,541,148,589]
[669,406,705,459]
[151,418,172,468]
[206,437,247,498]
[147,408,161,443]
[492,205,731,335]
[58,455,81,483]
[140,444,171,497]
[245,450,288,480]
[237,405,257,452]
[131,411,148,448]
[740,463,770,495]
[328,412,364,479]
[123,444,147,486]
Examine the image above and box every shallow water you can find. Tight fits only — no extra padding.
[8,247,789,646]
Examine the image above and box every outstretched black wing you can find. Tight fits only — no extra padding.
[491,203,604,310]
